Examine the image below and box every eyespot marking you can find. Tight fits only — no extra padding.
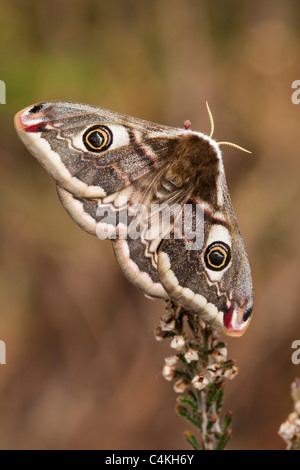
[205,241,231,271]
[83,125,113,153]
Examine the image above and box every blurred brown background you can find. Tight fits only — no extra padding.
[0,0,300,450]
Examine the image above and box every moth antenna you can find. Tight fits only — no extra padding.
[217,141,252,154]
[206,101,214,138]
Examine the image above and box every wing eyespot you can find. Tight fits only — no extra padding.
[204,241,231,271]
[83,125,113,153]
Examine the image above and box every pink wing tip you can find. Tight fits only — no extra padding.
[14,103,47,133]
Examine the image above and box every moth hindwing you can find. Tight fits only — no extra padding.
[14,101,254,336]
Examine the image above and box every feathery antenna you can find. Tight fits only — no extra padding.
[206,102,214,138]
[217,141,252,154]
[206,102,251,154]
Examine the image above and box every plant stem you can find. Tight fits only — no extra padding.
[155,300,238,450]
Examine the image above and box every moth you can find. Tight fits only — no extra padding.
[14,101,253,336]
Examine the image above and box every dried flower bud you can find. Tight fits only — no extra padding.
[279,378,300,449]
[212,347,228,363]
[173,379,189,393]
[162,364,176,381]
[295,400,300,415]
[170,335,185,351]
[184,349,199,363]
[206,363,222,380]
[192,373,209,390]
[208,414,217,423]
[279,414,299,444]
[165,355,179,366]
[160,318,175,331]
[223,365,239,380]
[153,325,166,341]
[295,418,300,427]
[291,378,300,403]
[160,312,176,331]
